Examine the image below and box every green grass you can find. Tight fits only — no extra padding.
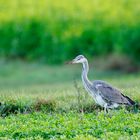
[0,62,140,139]
[0,111,140,139]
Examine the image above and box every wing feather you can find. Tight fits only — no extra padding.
[93,81,131,104]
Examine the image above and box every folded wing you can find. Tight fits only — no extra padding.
[94,81,135,105]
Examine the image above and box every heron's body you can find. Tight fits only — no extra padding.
[71,55,135,112]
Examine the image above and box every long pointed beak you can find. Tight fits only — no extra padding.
[68,60,74,64]
[68,58,76,64]
[65,59,74,64]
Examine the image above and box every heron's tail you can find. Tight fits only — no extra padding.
[124,95,135,105]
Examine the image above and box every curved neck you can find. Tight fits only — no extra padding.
[82,60,91,85]
[82,61,89,76]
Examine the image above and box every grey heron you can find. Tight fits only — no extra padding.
[70,55,135,112]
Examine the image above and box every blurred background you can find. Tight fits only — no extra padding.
[0,0,140,86]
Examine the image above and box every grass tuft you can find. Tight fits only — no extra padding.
[34,98,57,112]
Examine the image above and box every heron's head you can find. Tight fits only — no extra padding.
[70,55,87,64]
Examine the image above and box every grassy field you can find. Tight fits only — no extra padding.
[0,62,140,139]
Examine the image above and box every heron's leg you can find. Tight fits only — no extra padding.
[104,103,108,114]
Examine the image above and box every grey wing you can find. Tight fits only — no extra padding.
[94,83,129,104]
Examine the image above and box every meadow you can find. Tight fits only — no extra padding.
[0,62,140,139]
[0,0,140,139]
